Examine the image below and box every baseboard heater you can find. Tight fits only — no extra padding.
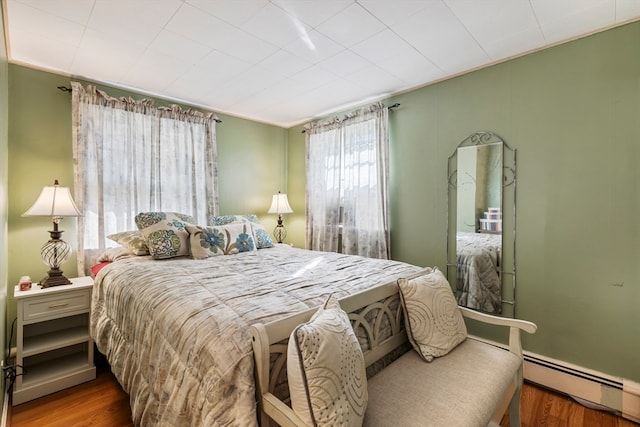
[469,334,640,423]
[523,352,640,423]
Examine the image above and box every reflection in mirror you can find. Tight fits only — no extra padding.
[447,132,516,317]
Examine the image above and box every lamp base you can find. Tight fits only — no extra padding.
[39,227,73,288]
[273,224,287,244]
[40,268,72,288]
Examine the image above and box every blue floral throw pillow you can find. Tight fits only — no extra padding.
[187,223,257,259]
[209,214,274,249]
[135,212,195,259]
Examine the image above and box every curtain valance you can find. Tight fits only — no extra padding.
[303,102,387,134]
[72,83,219,124]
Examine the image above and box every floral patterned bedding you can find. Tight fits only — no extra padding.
[455,232,502,313]
[90,245,421,426]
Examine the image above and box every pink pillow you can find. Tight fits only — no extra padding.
[91,261,111,277]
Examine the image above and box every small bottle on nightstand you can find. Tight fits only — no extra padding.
[18,276,32,291]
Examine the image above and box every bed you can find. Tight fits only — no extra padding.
[90,243,421,426]
[455,231,502,313]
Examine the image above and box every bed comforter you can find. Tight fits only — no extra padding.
[91,245,421,426]
[455,232,502,313]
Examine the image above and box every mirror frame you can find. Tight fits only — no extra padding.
[446,131,516,317]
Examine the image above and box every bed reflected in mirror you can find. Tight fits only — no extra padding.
[447,132,516,317]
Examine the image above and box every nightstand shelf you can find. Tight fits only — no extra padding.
[23,323,90,357]
[21,348,92,387]
[13,277,96,405]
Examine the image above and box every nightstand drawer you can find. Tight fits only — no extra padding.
[22,290,91,323]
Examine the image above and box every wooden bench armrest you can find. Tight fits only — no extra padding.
[459,306,537,358]
[262,393,309,427]
[459,307,537,427]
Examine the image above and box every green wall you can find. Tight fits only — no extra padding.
[284,124,306,248]
[6,65,287,334]
[288,22,640,382]
[0,0,9,399]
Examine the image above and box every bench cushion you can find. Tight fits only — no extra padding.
[364,339,520,427]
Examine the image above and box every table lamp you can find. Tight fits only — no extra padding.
[23,180,81,287]
[268,191,293,243]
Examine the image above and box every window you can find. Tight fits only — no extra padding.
[305,103,390,259]
[71,83,219,273]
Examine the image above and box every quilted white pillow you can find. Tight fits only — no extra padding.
[398,268,467,362]
[287,295,368,427]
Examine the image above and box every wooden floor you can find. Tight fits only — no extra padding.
[10,362,639,427]
[501,384,638,427]
[10,360,133,427]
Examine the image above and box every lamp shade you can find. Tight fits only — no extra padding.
[23,180,81,217]
[268,192,293,215]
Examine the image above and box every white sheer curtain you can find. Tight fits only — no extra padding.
[305,103,390,259]
[71,82,219,274]
[341,105,389,259]
[305,119,342,253]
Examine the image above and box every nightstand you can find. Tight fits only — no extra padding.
[13,276,96,405]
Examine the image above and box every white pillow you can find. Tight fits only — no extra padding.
[287,295,368,427]
[398,268,467,362]
[107,230,149,255]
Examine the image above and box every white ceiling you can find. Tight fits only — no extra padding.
[5,0,640,127]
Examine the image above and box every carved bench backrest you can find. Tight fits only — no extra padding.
[254,271,429,401]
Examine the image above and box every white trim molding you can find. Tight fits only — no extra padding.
[1,383,9,427]
[622,379,640,423]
